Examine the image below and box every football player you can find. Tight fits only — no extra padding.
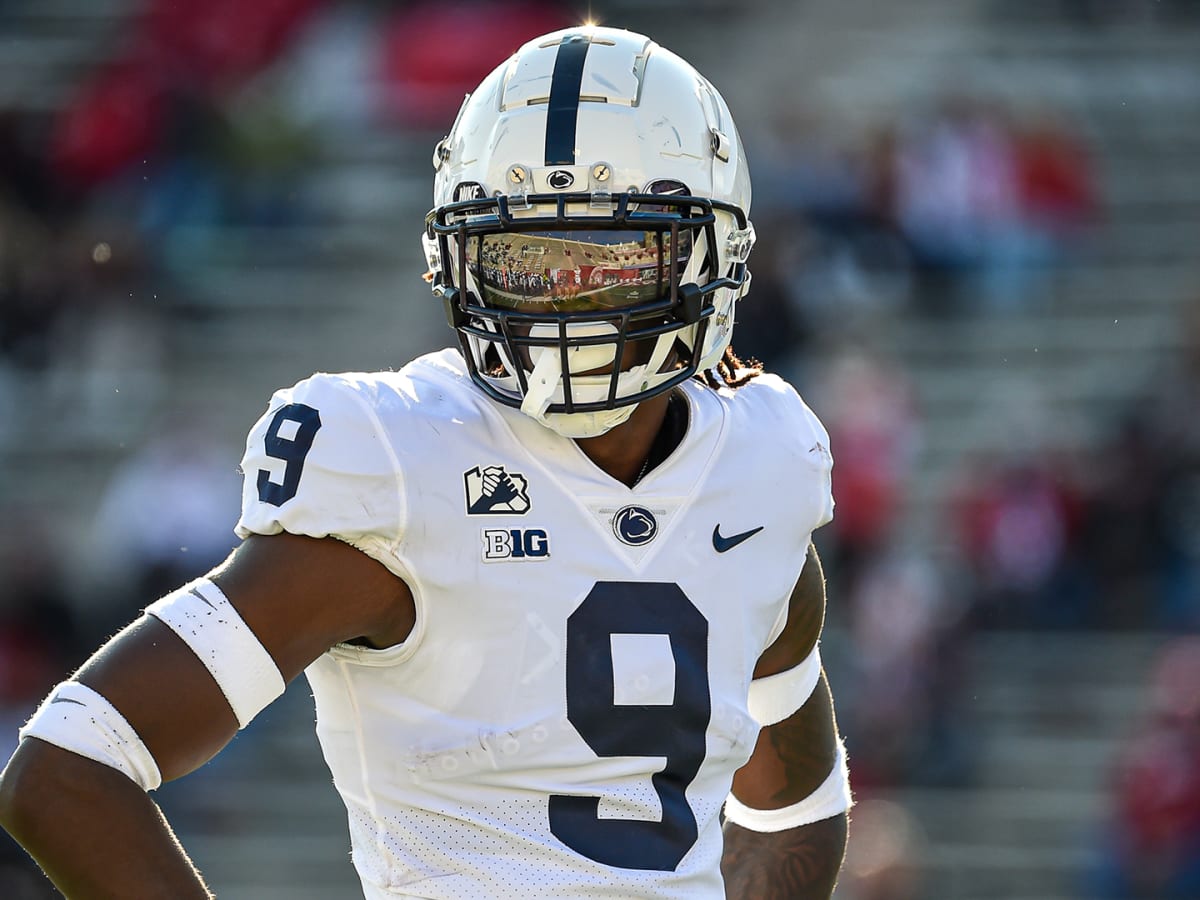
[0,26,851,898]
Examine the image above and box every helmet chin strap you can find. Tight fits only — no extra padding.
[541,405,636,439]
[512,323,677,439]
[520,349,564,420]
[520,323,620,419]
[518,336,637,439]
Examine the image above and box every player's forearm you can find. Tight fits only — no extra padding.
[721,813,848,900]
[0,739,213,899]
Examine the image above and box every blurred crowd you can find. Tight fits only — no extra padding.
[997,0,1200,26]
[1,2,1198,898]
[0,0,577,448]
[806,307,1200,842]
[746,93,1097,332]
[1086,636,1200,899]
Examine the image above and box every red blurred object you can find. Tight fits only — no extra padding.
[49,59,169,188]
[1115,639,1200,855]
[139,0,324,88]
[1016,118,1097,230]
[1117,729,1200,852]
[1150,637,1200,722]
[49,0,325,190]
[377,1,573,129]
[0,627,56,707]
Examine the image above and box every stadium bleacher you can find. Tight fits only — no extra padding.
[1,2,1197,897]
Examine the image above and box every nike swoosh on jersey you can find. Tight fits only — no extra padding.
[712,524,764,553]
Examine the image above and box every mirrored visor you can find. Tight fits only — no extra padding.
[464,228,693,312]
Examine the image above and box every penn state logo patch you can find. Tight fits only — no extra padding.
[612,505,658,546]
[547,169,575,189]
[465,465,531,515]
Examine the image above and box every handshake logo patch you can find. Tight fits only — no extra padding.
[464,465,532,515]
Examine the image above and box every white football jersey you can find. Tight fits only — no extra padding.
[236,348,834,899]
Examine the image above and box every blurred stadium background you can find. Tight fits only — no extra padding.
[1,0,1198,897]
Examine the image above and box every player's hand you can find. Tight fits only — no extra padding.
[482,466,520,505]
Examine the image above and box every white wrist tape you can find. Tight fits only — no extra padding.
[20,681,162,791]
[146,578,285,729]
[747,644,822,727]
[724,739,852,832]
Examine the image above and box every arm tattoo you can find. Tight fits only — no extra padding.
[767,677,840,804]
[723,683,847,896]
[732,675,841,806]
[722,814,848,899]
[723,543,849,897]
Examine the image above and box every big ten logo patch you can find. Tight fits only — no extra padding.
[482,528,550,561]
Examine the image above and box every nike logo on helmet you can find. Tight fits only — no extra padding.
[712,524,764,553]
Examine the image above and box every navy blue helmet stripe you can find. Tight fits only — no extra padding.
[544,33,592,166]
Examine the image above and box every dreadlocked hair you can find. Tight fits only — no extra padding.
[697,345,763,391]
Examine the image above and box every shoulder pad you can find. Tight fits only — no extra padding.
[236,373,405,548]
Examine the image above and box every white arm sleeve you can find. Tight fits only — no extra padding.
[747,644,823,727]
[20,682,162,791]
[725,739,852,832]
[146,578,285,729]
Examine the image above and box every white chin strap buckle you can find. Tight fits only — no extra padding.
[520,349,561,418]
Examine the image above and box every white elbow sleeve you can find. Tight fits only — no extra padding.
[747,644,823,727]
[724,739,852,832]
[20,681,162,791]
[146,578,285,729]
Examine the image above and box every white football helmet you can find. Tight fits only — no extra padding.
[423,26,755,438]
